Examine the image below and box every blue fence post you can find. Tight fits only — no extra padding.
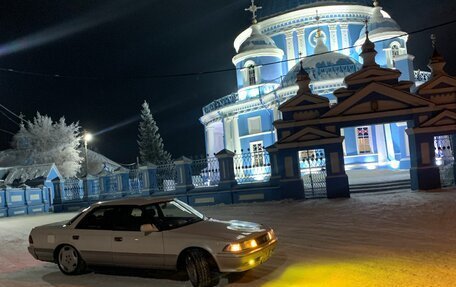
[41,184,50,212]
[114,173,123,198]
[215,149,237,190]
[0,187,6,217]
[52,179,63,212]
[99,175,110,200]
[82,177,90,202]
[142,165,158,195]
[119,172,130,197]
[175,157,194,193]
[266,145,280,186]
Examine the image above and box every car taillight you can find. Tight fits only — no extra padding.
[28,235,33,244]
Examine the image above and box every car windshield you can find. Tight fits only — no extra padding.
[145,199,205,231]
[66,206,90,225]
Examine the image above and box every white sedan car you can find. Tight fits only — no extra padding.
[28,197,277,287]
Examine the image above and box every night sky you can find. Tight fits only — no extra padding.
[0,0,455,164]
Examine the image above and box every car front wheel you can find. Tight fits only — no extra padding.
[185,249,219,287]
[57,245,86,275]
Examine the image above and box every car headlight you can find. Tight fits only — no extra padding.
[267,229,275,241]
[224,239,258,253]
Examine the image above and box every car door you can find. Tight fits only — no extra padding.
[73,206,114,266]
[111,205,164,268]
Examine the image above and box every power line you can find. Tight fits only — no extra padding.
[0,128,15,136]
[0,18,455,81]
[0,103,23,121]
[0,110,20,126]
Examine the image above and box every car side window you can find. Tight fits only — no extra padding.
[113,206,144,232]
[76,207,116,230]
[155,201,201,230]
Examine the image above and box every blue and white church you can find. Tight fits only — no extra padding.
[200,0,432,170]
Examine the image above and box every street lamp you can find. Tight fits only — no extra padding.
[84,132,93,177]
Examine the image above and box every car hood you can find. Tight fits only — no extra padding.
[176,218,267,241]
[34,220,69,230]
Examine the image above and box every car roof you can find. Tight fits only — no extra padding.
[94,196,174,207]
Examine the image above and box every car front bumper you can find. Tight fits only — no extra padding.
[215,239,277,273]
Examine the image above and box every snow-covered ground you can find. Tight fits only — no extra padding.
[1,189,456,287]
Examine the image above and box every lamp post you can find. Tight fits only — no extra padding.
[84,132,93,177]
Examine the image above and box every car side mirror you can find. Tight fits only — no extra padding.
[140,224,159,234]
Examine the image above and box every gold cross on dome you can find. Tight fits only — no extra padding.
[363,17,370,36]
[245,0,262,24]
[431,34,437,48]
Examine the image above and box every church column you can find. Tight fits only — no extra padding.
[224,118,234,152]
[340,23,350,55]
[206,125,216,157]
[375,124,387,163]
[297,28,307,58]
[285,30,297,71]
[233,116,241,154]
[328,24,339,52]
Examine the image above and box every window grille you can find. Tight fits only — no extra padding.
[357,127,372,154]
[250,141,264,167]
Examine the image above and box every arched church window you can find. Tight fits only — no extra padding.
[386,41,403,68]
[248,65,256,85]
[391,43,400,58]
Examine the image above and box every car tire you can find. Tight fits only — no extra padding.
[57,245,86,275]
[185,249,219,287]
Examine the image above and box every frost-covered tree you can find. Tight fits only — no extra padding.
[13,112,83,178]
[138,101,172,165]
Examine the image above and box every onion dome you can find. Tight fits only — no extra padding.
[233,24,284,65]
[259,0,371,18]
[282,33,360,87]
[359,21,379,67]
[428,34,447,77]
[238,25,279,53]
[359,1,401,39]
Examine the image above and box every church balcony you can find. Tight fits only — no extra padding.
[414,70,431,85]
[202,93,239,115]
[202,79,282,115]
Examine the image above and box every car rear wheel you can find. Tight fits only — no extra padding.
[57,245,86,275]
[185,249,219,287]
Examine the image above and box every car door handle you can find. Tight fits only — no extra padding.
[114,237,123,242]
[72,235,79,240]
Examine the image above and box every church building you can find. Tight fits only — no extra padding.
[200,0,432,171]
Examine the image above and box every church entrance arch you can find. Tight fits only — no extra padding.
[341,121,412,190]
